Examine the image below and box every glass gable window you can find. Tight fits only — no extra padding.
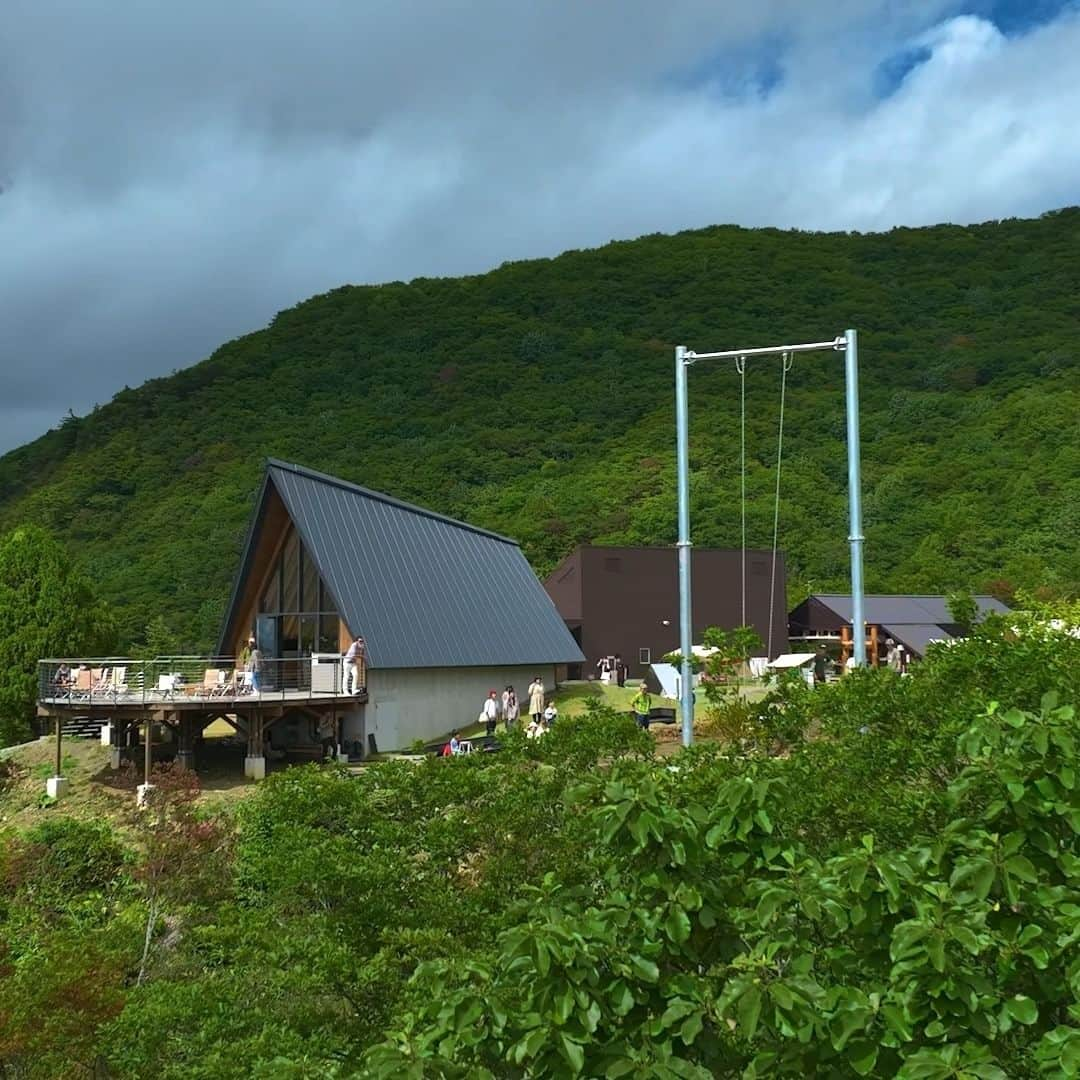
[255,525,343,661]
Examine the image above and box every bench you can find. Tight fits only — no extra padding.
[627,707,677,725]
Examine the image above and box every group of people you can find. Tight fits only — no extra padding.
[444,677,556,755]
[812,638,909,684]
[478,678,555,736]
[596,654,628,686]
[235,634,367,696]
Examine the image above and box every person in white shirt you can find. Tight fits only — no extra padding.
[543,703,558,727]
[482,690,500,736]
[342,636,366,695]
[502,686,520,731]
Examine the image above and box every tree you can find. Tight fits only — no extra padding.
[0,524,116,745]
[946,589,979,635]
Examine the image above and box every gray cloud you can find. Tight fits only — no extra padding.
[1,0,1075,451]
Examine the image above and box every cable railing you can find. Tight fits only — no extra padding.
[37,654,368,708]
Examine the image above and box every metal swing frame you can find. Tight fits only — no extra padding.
[673,329,866,747]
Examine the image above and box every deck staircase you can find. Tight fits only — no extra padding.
[60,716,106,739]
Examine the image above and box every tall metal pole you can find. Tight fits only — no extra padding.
[674,346,695,745]
[844,329,866,665]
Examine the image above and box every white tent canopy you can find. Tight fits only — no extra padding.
[767,653,817,670]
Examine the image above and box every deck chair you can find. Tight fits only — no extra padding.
[198,668,224,697]
[155,673,178,699]
[215,669,240,697]
[71,668,93,701]
[90,667,112,696]
[109,666,129,700]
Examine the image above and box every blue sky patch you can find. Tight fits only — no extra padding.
[952,0,1076,36]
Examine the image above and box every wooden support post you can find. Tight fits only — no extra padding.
[109,719,123,770]
[46,715,68,799]
[840,625,852,666]
[869,624,879,667]
[137,716,155,806]
[176,713,195,770]
[144,717,152,783]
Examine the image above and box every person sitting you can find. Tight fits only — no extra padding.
[53,663,72,691]
[526,717,546,739]
[543,702,558,727]
[448,730,461,755]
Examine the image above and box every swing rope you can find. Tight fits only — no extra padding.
[767,352,792,661]
[736,356,747,629]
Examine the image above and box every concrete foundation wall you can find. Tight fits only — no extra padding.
[362,665,557,751]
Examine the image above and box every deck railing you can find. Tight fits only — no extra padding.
[38,654,367,708]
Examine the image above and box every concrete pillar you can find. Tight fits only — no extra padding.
[46,716,66,799]
[100,722,112,747]
[109,719,124,770]
[46,775,69,799]
[244,711,265,779]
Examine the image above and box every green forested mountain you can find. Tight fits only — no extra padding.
[1,209,1078,647]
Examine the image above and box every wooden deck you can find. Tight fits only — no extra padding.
[37,687,367,720]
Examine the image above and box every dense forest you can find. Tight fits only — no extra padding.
[1,209,1078,647]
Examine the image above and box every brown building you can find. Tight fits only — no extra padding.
[543,545,789,679]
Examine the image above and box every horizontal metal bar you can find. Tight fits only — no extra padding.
[683,336,846,363]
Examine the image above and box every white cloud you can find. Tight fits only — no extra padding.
[0,2,1077,451]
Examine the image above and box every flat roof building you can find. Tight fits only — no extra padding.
[543,545,789,679]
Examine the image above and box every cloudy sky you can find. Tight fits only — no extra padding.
[2,0,1078,453]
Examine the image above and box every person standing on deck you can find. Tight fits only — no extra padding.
[503,686,520,731]
[245,637,263,693]
[343,636,366,695]
[528,676,545,726]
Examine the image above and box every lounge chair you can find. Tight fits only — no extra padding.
[69,668,93,702]
[192,668,224,697]
[213,669,239,697]
[155,673,179,699]
[109,666,129,700]
[89,668,113,699]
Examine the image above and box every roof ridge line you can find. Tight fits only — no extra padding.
[265,459,519,546]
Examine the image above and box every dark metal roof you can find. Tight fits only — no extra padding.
[809,594,1010,625]
[888,623,954,657]
[256,460,585,670]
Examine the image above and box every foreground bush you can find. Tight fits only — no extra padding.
[364,694,1080,1078]
[1,622,1076,1077]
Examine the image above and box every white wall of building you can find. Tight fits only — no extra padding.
[343,664,556,752]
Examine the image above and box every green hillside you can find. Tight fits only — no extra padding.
[2,210,1078,646]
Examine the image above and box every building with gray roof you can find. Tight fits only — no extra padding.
[788,593,1011,662]
[219,460,584,752]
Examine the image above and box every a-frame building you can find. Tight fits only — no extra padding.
[218,459,584,752]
